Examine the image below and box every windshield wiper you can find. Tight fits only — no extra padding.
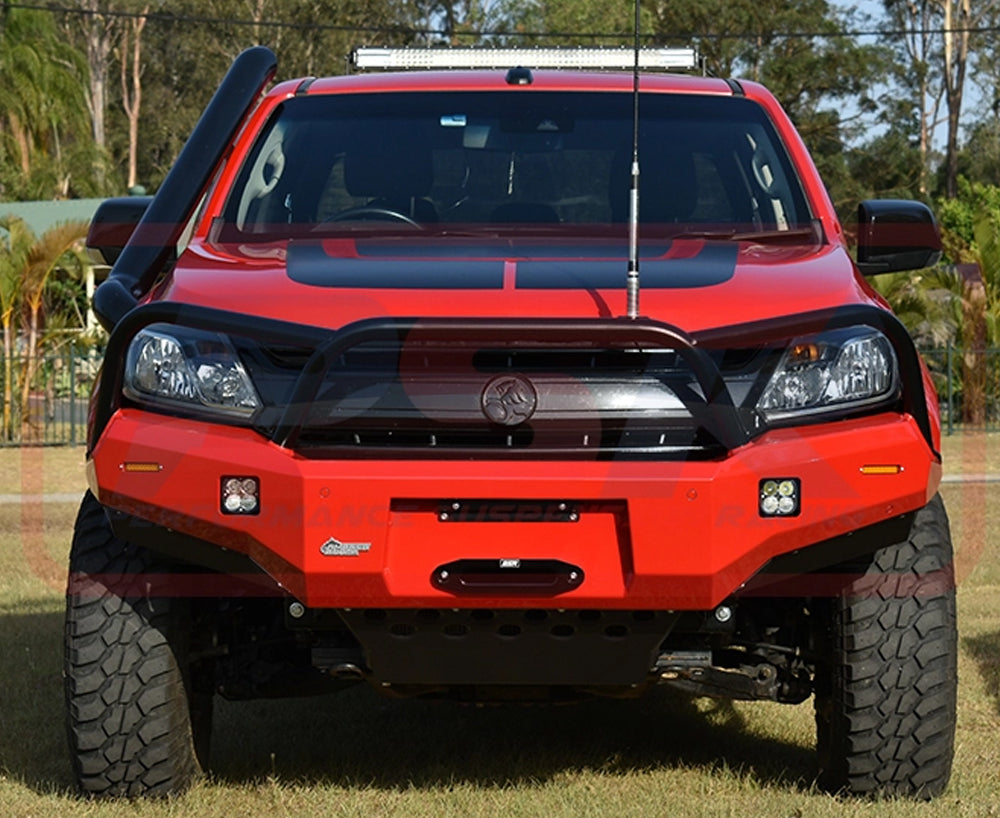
[670,223,823,244]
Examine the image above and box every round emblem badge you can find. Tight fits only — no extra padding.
[481,375,538,426]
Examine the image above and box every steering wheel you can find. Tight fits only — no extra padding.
[323,206,422,228]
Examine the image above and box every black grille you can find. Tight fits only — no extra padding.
[293,421,722,459]
[260,340,727,459]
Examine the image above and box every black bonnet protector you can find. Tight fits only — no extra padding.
[285,239,738,289]
[92,302,935,459]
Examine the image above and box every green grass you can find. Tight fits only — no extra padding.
[939,431,1000,476]
[0,443,998,816]
[0,445,88,496]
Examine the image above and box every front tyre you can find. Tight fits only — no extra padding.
[64,492,210,797]
[814,494,957,798]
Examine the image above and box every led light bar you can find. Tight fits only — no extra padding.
[352,47,699,71]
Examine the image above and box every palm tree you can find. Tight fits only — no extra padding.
[18,221,89,441]
[0,216,88,442]
[972,205,1000,345]
[904,201,1000,425]
[0,8,98,198]
[0,217,30,441]
[870,269,957,349]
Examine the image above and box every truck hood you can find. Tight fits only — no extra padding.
[158,236,878,335]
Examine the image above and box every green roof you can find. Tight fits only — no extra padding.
[0,198,104,237]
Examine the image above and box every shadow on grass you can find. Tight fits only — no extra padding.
[0,609,76,793]
[964,631,1000,716]
[208,683,816,793]
[0,604,816,797]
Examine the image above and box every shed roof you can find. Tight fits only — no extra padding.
[0,198,104,237]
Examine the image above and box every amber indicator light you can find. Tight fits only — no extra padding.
[859,465,904,475]
[120,462,162,473]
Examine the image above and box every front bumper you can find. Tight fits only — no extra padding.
[88,407,939,609]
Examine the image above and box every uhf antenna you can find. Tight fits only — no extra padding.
[626,0,641,319]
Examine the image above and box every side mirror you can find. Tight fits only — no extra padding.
[856,199,942,275]
[85,196,153,266]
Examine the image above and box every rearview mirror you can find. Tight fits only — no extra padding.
[856,199,942,275]
[86,196,153,266]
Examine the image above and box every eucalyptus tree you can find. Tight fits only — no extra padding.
[880,0,940,196]
[491,0,640,45]
[391,0,494,44]
[649,0,883,211]
[951,119,1000,188]
[881,0,1000,199]
[113,0,413,190]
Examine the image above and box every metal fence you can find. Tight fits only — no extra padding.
[1,344,999,446]
[921,344,1000,435]
[0,347,102,446]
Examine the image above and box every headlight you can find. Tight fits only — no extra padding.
[757,327,898,421]
[124,325,261,419]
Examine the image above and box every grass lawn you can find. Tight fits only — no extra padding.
[0,446,88,496]
[0,440,997,816]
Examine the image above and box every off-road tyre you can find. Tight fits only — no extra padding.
[64,492,211,797]
[814,493,957,798]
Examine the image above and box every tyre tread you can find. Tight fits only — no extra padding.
[64,492,202,797]
[815,494,957,798]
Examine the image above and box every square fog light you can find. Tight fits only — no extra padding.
[759,478,800,517]
[221,476,260,515]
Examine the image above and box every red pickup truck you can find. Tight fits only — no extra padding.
[65,46,955,798]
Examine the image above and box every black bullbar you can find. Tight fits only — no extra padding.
[91,302,932,456]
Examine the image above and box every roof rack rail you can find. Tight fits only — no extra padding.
[351,46,699,72]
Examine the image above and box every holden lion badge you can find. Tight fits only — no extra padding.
[481,375,538,426]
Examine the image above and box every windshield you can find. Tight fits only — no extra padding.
[219,90,813,241]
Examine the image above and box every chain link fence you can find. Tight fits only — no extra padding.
[2,344,999,446]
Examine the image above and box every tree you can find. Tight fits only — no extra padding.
[911,181,1000,423]
[494,0,639,45]
[0,7,97,198]
[937,0,991,200]
[880,0,941,196]
[118,0,414,190]
[0,216,88,441]
[845,128,924,202]
[647,0,883,216]
[119,7,149,190]
[396,0,494,44]
[870,268,955,348]
[950,118,1000,188]
[881,0,1000,199]
[0,217,30,441]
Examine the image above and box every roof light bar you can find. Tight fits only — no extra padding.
[352,47,699,72]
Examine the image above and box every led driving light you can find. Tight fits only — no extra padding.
[757,327,898,422]
[124,326,261,420]
[760,478,800,517]
[352,46,699,71]
[221,476,259,515]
